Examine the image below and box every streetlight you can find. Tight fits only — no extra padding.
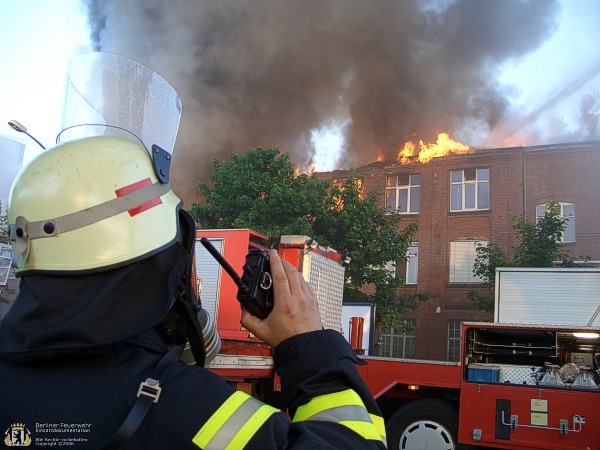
[7,120,45,150]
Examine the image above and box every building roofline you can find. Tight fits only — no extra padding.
[314,139,600,176]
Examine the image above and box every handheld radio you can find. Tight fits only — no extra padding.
[200,238,274,319]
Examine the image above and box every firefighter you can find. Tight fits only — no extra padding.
[0,53,386,450]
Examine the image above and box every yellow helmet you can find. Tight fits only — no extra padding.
[8,136,181,274]
[8,51,184,275]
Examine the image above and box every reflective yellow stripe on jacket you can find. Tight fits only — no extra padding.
[192,391,279,449]
[292,389,386,445]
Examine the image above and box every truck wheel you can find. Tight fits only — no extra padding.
[387,399,466,450]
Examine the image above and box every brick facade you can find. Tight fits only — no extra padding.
[318,140,600,360]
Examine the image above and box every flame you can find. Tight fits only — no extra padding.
[398,132,472,164]
[330,177,364,211]
[294,162,318,177]
[398,140,417,164]
[376,148,385,162]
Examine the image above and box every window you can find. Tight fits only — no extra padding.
[536,202,576,243]
[332,177,363,199]
[388,245,419,284]
[386,173,420,213]
[450,168,489,211]
[449,240,488,283]
[447,320,462,362]
[406,245,418,284]
[377,320,416,358]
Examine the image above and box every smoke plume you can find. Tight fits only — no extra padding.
[85,0,561,205]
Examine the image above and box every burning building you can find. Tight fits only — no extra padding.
[315,138,600,361]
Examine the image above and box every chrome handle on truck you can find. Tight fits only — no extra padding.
[501,411,585,435]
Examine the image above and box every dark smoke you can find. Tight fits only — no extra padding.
[84,0,561,205]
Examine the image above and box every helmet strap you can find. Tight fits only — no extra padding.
[9,182,172,269]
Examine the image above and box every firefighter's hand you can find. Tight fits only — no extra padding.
[240,249,323,348]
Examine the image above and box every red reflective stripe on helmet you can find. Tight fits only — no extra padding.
[115,178,163,217]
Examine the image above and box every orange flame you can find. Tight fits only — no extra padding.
[294,162,318,177]
[398,132,472,164]
[376,148,385,162]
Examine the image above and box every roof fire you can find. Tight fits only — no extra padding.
[398,132,472,164]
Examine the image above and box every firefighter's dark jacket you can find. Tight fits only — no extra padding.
[0,245,386,449]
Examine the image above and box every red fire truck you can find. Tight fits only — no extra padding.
[357,321,599,449]
[193,229,600,449]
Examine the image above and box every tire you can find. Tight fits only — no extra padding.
[387,399,463,450]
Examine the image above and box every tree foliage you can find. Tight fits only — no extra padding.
[192,147,329,240]
[468,201,575,314]
[191,146,427,328]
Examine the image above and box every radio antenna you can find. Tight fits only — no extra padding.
[200,238,246,291]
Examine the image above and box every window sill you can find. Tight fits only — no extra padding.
[448,209,490,216]
[447,283,487,288]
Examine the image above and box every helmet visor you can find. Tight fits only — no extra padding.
[58,52,182,156]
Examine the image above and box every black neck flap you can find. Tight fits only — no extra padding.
[0,242,189,363]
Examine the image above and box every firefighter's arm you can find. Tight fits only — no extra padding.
[273,330,387,448]
[241,250,386,448]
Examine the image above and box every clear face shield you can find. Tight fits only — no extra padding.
[58,51,182,183]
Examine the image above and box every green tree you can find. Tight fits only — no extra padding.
[192,147,329,240]
[191,146,427,328]
[511,202,572,267]
[468,201,574,315]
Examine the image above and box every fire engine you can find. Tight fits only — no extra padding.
[357,321,599,449]
[192,229,600,449]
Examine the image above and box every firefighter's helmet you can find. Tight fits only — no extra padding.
[8,136,182,274]
[8,51,184,275]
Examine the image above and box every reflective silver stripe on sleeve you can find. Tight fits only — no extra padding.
[193,391,279,450]
[292,390,384,443]
[202,396,262,449]
[302,405,372,423]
